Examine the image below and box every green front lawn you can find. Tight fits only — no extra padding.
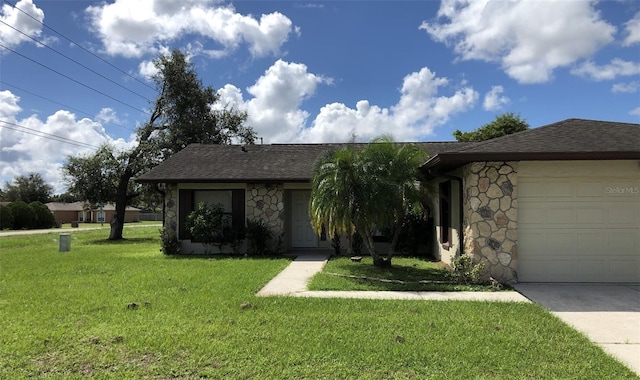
[0,228,636,379]
[308,256,500,292]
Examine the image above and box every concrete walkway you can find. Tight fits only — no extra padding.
[257,252,530,302]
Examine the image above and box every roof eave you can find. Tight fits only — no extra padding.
[422,151,640,177]
[135,177,312,184]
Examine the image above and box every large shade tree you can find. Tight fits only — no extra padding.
[63,49,255,240]
[1,173,53,203]
[453,112,529,142]
[309,136,429,267]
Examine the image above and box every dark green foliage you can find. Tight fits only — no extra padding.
[1,172,53,203]
[395,213,431,255]
[0,201,55,230]
[351,232,363,256]
[246,218,272,255]
[330,229,341,256]
[0,204,14,229]
[453,112,529,142]
[50,192,79,203]
[160,227,181,255]
[7,201,35,230]
[310,136,430,267]
[63,145,122,204]
[186,202,228,249]
[29,201,56,229]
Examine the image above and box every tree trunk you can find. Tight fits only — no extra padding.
[109,170,132,240]
[386,218,403,261]
[357,224,391,267]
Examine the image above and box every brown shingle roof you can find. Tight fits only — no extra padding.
[136,118,639,183]
[422,118,640,174]
[136,142,468,183]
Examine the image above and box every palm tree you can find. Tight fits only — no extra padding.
[309,136,429,267]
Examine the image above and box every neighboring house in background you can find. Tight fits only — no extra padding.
[45,202,141,224]
[136,118,640,284]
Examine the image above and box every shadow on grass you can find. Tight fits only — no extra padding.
[331,259,450,282]
[164,254,293,262]
[88,237,159,245]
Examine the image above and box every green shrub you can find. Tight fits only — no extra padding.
[0,204,14,230]
[186,202,228,248]
[185,202,244,252]
[246,218,272,255]
[29,201,56,229]
[160,227,181,255]
[8,201,35,230]
[449,254,485,285]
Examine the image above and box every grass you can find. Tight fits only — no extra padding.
[0,228,637,379]
[308,256,501,291]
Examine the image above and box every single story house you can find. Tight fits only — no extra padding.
[46,202,141,224]
[136,118,639,284]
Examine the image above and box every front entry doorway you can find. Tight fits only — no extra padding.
[291,191,318,248]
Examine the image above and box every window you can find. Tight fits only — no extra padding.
[178,189,245,240]
[439,181,451,248]
[78,212,84,222]
[97,211,105,223]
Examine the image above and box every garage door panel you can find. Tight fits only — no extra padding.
[517,161,640,283]
[547,208,576,224]
[544,232,577,253]
[577,233,604,254]
[607,207,637,225]
[546,182,574,197]
[608,232,638,252]
[577,208,604,223]
[611,259,640,281]
[576,182,603,197]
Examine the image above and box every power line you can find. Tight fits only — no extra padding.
[0,42,151,116]
[0,19,153,102]
[0,120,99,149]
[1,81,137,132]
[3,0,156,92]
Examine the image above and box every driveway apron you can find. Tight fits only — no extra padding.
[515,283,640,376]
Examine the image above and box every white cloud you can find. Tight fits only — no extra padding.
[612,81,640,94]
[571,59,640,81]
[421,0,615,83]
[483,85,510,111]
[244,60,330,142]
[217,62,478,143]
[0,0,44,49]
[623,12,640,46]
[138,59,159,80]
[85,0,295,58]
[630,107,640,116]
[0,91,135,193]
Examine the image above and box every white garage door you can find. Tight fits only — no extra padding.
[518,160,640,282]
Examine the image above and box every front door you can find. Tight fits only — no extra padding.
[291,191,317,248]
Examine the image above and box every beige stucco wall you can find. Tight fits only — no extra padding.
[432,176,462,266]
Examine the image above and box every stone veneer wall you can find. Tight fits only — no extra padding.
[462,162,518,284]
[246,183,285,240]
[165,183,178,234]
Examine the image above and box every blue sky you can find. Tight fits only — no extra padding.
[1,0,639,192]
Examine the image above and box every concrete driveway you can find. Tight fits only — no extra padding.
[515,283,640,376]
